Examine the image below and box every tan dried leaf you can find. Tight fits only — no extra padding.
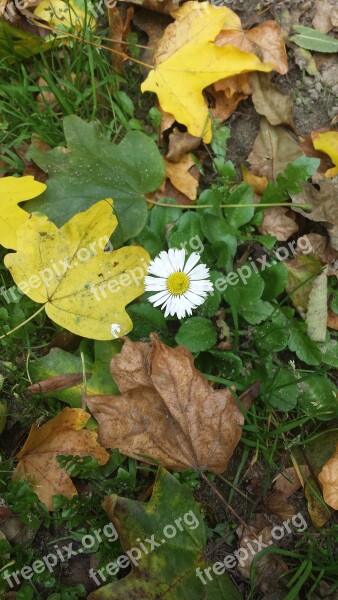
[86,334,246,473]
[166,128,201,162]
[318,442,338,509]
[274,466,310,498]
[164,154,199,200]
[14,408,109,510]
[250,73,293,127]
[259,207,299,241]
[248,118,303,179]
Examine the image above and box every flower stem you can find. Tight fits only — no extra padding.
[146,199,312,210]
[0,305,45,341]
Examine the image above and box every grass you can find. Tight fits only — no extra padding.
[0,5,338,599]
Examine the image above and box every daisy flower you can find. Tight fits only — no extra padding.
[145,249,213,319]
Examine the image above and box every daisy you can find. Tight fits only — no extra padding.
[145,249,213,319]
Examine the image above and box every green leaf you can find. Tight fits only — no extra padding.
[297,374,338,421]
[254,319,289,353]
[149,199,182,238]
[126,302,168,340]
[223,183,255,229]
[196,271,222,318]
[201,213,237,244]
[0,20,53,61]
[175,317,217,352]
[261,157,320,205]
[238,298,273,325]
[290,26,338,53]
[29,341,120,407]
[319,339,338,368]
[265,369,298,412]
[261,262,288,300]
[208,350,242,379]
[288,325,321,366]
[168,212,204,252]
[131,226,163,258]
[89,467,242,600]
[26,116,165,245]
[222,268,273,323]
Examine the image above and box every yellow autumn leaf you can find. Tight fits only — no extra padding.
[14,407,109,510]
[311,130,338,178]
[141,1,273,142]
[34,0,92,32]
[0,176,46,250]
[4,200,150,340]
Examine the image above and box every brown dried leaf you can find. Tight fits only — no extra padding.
[133,8,170,66]
[248,118,303,179]
[108,6,133,71]
[86,334,245,473]
[250,73,293,127]
[259,207,299,241]
[313,0,338,33]
[166,128,201,162]
[264,491,295,519]
[26,373,92,394]
[14,408,109,510]
[119,0,181,14]
[274,465,310,498]
[318,442,338,509]
[291,178,338,251]
[327,311,338,330]
[205,73,252,123]
[164,155,199,200]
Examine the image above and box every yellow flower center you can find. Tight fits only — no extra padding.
[167,272,190,295]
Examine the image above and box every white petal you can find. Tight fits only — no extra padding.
[144,276,167,291]
[188,264,210,280]
[148,252,173,277]
[183,252,201,274]
[189,279,214,294]
[168,248,185,272]
[149,291,170,306]
[184,290,207,307]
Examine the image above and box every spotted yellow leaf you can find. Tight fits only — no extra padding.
[4,200,150,340]
[0,176,46,250]
[141,1,273,142]
[312,130,338,178]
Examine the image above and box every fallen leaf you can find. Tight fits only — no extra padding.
[248,118,303,179]
[305,478,330,527]
[250,73,293,127]
[285,255,322,317]
[299,130,333,174]
[34,0,94,32]
[119,0,182,14]
[305,268,328,342]
[166,128,201,162]
[258,207,299,241]
[133,8,170,66]
[215,20,288,75]
[141,1,273,142]
[311,130,338,178]
[318,442,338,509]
[263,491,295,519]
[86,334,246,473]
[27,373,92,395]
[313,0,338,34]
[274,466,311,498]
[13,408,109,510]
[88,467,242,599]
[327,311,338,330]
[108,5,132,71]
[26,115,165,244]
[205,74,252,124]
[28,341,120,407]
[242,168,269,195]
[290,178,338,250]
[4,200,150,340]
[0,176,46,250]
[164,155,199,200]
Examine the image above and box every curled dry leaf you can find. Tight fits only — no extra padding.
[13,408,109,510]
[290,178,338,251]
[26,373,92,395]
[258,207,299,241]
[166,128,201,162]
[248,118,303,179]
[205,73,252,124]
[164,155,199,201]
[250,73,293,127]
[86,334,248,473]
[318,442,338,509]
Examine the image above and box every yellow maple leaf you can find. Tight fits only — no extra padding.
[0,176,46,250]
[4,200,150,340]
[14,407,109,510]
[311,130,338,178]
[141,1,273,142]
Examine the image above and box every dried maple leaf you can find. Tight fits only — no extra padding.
[318,442,338,509]
[166,128,201,162]
[86,334,246,473]
[258,207,299,241]
[13,408,109,510]
[164,155,199,200]
[141,1,273,142]
[250,73,293,127]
